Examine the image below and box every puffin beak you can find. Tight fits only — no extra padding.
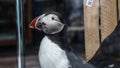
[29,17,39,29]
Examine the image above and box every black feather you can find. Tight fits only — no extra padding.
[89,21,120,68]
[66,51,96,68]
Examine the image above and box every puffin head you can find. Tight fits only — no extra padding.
[29,11,65,34]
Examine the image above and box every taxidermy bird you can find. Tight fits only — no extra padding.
[29,11,95,68]
[89,21,120,68]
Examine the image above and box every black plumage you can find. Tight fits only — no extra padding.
[89,21,120,68]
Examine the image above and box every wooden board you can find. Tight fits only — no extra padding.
[100,0,117,41]
[84,0,100,61]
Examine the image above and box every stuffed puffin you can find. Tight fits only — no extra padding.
[29,11,95,68]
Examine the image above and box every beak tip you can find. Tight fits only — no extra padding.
[28,22,34,29]
[29,25,34,29]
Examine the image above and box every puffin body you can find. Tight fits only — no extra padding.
[39,36,70,68]
[29,11,95,68]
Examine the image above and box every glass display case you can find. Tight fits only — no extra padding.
[0,0,119,68]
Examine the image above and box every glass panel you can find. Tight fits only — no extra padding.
[0,0,119,68]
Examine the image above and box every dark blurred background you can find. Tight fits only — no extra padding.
[0,0,84,68]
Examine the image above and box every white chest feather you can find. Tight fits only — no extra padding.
[39,36,70,68]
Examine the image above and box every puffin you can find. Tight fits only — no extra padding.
[29,11,95,68]
[89,21,120,68]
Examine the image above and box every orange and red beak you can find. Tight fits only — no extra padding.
[29,17,39,29]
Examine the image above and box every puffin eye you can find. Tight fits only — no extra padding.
[51,17,55,20]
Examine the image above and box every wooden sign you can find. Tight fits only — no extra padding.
[100,0,117,41]
[84,0,100,61]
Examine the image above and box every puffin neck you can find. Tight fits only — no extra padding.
[46,26,71,51]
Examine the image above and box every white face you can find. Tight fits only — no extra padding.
[36,14,65,34]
